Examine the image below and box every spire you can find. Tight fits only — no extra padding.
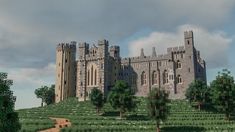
[152,47,157,57]
[140,48,145,57]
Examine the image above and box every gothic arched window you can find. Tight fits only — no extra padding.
[163,70,168,84]
[152,71,158,85]
[141,71,147,85]
[94,69,97,85]
[91,65,93,85]
[87,70,90,86]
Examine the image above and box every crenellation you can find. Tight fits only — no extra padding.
[167,46,185,53]
[184,30,193,39]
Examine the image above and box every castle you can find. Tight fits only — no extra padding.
[55,31,206,103]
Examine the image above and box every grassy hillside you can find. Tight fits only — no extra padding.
[18,98,235,132]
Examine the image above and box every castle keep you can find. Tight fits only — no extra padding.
[55,31,206,103]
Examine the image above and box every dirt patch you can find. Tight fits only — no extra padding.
[39,117,71,132]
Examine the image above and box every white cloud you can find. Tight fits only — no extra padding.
[4,63,56,109]
[0,0,235,69]
[128,25,232,69]
[7,63,56,88]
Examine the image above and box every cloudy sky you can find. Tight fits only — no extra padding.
[0,0,235,109]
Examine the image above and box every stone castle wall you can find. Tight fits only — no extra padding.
[55,31,207,102]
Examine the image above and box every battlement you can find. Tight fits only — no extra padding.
[110,45,120,51]
[184,30,193,39]
[98,39,109,46]
[79,42,89,48]
[167,46,185,53]
[57,42,77,51]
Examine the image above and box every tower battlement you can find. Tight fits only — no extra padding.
[57,42,76,51]
[98,39,109,46]
[110,45,120,51]
[184,30,193,39]
[78,42,89,48]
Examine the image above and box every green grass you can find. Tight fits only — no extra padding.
[18,98,235,132]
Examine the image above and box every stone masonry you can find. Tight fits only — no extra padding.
[55,31,206,103]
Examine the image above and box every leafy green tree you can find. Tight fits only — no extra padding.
[0,72,21,132]
[89,87,104,114]
[35,86,48,107]
[147,87,169,132]
[108,80,137,118]
[185,79,208,110]
[35,85,55,107]
[210,69,235,120]
[45,85,55,105]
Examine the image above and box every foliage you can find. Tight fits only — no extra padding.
[210,69,235,120]
[89,87,104,114]
[45,85,55,105]
[185,79,208,110]
[35,85,55,107]
[147,87,169,132]
[108,80,137,118]
[0,72,21,132]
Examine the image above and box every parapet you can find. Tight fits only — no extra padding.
[167,46,185,53]
[56,42,77,51]
[184,30,193,39]
[110,45,120,51]
[98,39,109,46]
[78,42,88,48]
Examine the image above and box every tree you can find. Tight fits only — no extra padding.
[0,72,21,132]
[45,85,55,105]
[147,87,169,132]
[35,85,55,107]
[89,87,104,115]
[210,69,235,120]
[35,86,48,107]
[108,80,137,119]
[185,79,208,110]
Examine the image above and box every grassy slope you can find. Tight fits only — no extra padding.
[18,98,235,132]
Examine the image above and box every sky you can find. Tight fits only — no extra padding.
[0,0,235,109]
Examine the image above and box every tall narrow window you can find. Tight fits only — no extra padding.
[91,65,93,85]
[177,75,182,84]
[163,70,168,84]
[94,69,97,85]
[141,71,147,85]
[177,60,182,69]
[181,54,184,58]
[152,71,158,85]
[87,70,90,86]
